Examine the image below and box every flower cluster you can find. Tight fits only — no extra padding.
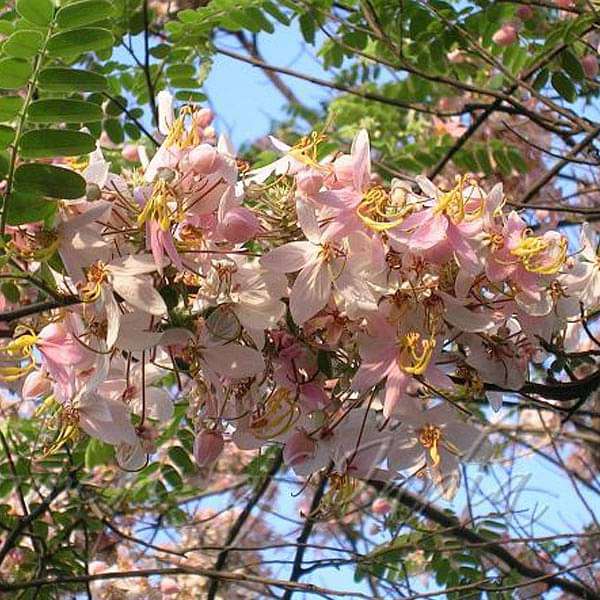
[1,93,598,500]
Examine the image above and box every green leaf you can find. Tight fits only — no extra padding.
[166,64,195,79]
[19,129,96,158]
[56,0,116,29]
[551,71,576,103]
[560,49,585,82]
[104,118,123,144]
[0,58,33,89]
[16,0,54,27]
[1,281,20,304]
[85,438,114,468]
[28,99,103,123]
[14,163,86,199]
[0,96,24,121]
[299,12,315,44]
[5,191,56,225]
[168,446,195,475]
[3,30,44,59]
[0,125,14,149]
[47,28,114,58]
[38,67,108,92]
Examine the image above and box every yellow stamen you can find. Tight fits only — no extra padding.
[356,185,410,231]
[251,388,300,439]
[288,131,327,169]
[0,328,37,381]
[80,261,109,303]
[510,230,567,275]
[397,332,436,375]
[434,176,484,224]
[165,105,200,149]
[137,179,173,230]
[418,424,442,466]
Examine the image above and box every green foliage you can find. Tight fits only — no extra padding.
[14,163,87,199]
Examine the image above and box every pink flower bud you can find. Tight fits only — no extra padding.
[188,144,218,174]
[283,430,316,466]
[581,54,598,79]
[446,49,464,63]
[492,24,518,46]
[516,5,534,19]
[196,107,214,128]
[203,126,216,140]
[333,154,355,184]
[121,144,140,162]
[89,560,108,575]
[193,430,224,467]
[296,169,323,196]
[220,206,260,244]
[372,498,392,515]
[554,0,574,8]
[22,370,51,399]
[160,577,181,596]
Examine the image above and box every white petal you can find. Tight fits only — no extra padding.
[260,241,315,273]
[157,90,174,136]
[115,310,163,351]
[439,291,497,333]
[289,261,331,324]
[112,275,167,316]
[202,344,265,379]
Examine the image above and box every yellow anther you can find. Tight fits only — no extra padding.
[397,332,436,375]
[165,106,200,149]
[251,388,300,439]
[289,131,327,169]
[356,185,409,232]
[434,175,483,224]
[510,230,567,275]
[80,261,109,303]
[137,179,173,230]
[0,328,37,381]
[418,424,442,466]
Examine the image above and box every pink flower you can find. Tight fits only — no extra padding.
[516,5,534,19]
[352,307,452,418]
[121,144,140,162]
[581,54,598,79]
[388,403,486,499]
[193,430,224,467]
[219,206,260,243]
[492,24,518,46]
[283,430,317,466]
[372,498,392,515]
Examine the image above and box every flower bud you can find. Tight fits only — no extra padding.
[554,0,574,8]
[220,206,260,244]
[492,24,518,46]
[283,430,316,466]
[581,54,598,79]
[188,144,218,174]
[22,370,51,399]
[446,49,464,63]
[296,169,323,196]
[333,154,354,184]
[196,107,214,128]
[193,430,224,467]
[516,5,534,19]
[372,498,392,515]
[121,144,140,162]
[85,182,102,202]
[160,577,181,596]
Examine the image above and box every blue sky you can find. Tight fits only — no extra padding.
[203,23,331,147]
